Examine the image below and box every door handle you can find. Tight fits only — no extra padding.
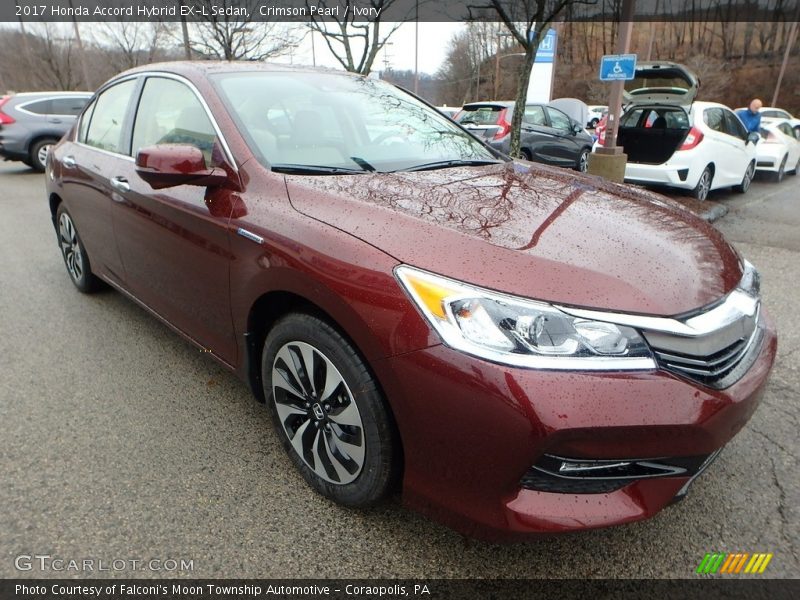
[62,155,77,169]
[110,176,130,193]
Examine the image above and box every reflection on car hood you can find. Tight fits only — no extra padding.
[284,162,742,316]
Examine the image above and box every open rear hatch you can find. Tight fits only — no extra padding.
[623,62,699,106]
[619,62,699,164]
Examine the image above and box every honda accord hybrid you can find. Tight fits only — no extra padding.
[46,62,776,541]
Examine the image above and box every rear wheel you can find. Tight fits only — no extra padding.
[262,313,397,508]
[55,204,100,293]
[589,118,599,128]
[29,138,57,172]
[735,161,755,193]
[691,167,712,201]
[790,155,800,176]
[521,148,533,161]
[773,155,787,182]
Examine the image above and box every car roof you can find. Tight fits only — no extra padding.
[761,118,795,129]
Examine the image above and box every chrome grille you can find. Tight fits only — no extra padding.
[649,305,764,390]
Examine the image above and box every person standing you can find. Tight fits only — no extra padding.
[736,99,763,133]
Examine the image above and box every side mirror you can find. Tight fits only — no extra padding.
[135,144,228,190]
[746,132,760,145]
[572,123,584,135]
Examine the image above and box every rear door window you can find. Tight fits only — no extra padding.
[703,108,726,133]
[131,77,217,164]
[85,79,137,154]
[722,109,747,140]
[50,97,89,116]
[523,105,547,126]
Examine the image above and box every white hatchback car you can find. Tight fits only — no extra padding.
[756,119,800,182]
[596,62,759,200]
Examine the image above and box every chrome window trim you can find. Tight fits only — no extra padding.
[73,71,238,171]
[132,72,238,171]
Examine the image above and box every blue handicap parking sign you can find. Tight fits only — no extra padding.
[599,54,637,81]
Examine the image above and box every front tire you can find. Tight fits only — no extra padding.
[56,204,99,293]
[691,167,712,201]
[576,149,589,173]
[29,138,57,172]
[735,161,755,193]
[262,313,397,508]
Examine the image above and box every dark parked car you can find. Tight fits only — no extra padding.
[0,92,91,171]
[46,62,776,541]
[455,101,594,171]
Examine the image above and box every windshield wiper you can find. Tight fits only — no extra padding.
[270,164,368,175]
[394,159,503,173]
[349,156,376,172]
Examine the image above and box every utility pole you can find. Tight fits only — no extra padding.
[772,19,798,107]
[413,0,419,95]
[68,0,92,90]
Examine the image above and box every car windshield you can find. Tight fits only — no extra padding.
[212,71,500,173]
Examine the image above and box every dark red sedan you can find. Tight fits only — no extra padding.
[46,62,776,541]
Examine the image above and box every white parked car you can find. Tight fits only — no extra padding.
[736,106,800,137]
[596,62,758,200]
[756,118,800,182]
[586,105,607,128]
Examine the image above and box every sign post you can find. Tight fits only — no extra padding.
[586,0,637,183]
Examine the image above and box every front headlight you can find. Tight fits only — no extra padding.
[396,266,656,370]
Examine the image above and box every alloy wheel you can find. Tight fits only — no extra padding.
[696,171,711,201]
[741,162,755,192]
[37,144,51,168]
[579,150,589,173]
[59,212,84,282]
[272,341,365,485]
[776,156,787,182]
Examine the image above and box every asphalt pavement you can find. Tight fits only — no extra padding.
[0,162,797,579]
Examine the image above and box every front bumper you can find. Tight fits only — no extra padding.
[377,313,777,541]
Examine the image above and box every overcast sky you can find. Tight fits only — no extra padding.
[264,22,465,74]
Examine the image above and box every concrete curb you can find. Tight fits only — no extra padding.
[695,202,729,223]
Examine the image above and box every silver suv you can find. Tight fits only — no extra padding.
[0,92,91,171]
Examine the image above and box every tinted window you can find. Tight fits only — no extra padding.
[546,107,572,132]
[777,122,794,138]
[703,108,726,133]
[21,99,51,115]
[722,109,747,139]
[457,106,504,126]
[51,97,89,116]
[132,77,216,163]
[85,80,137,154]
[77,100,96,143]
[523,105,546,126]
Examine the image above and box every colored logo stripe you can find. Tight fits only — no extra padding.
[697,553,773,574]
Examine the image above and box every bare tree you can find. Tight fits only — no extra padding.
[482,0,597,157]
[189,0,303,60]
[306,0,410,75]
[93,22,169,71]
[30,24,82,91]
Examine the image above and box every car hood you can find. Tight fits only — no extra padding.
[283,162,742,316]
